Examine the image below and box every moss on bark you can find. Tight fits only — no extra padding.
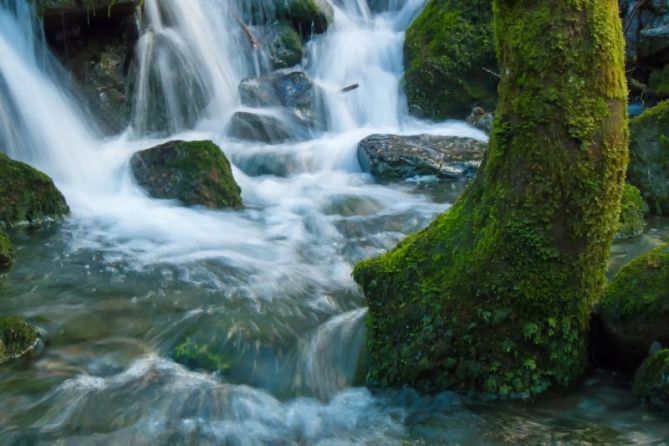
[354,0,628,397]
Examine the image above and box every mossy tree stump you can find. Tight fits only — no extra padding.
[354,0,628,397]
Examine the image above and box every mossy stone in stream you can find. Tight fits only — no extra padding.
[0,153,70,227]
[0,316,38,364]
[634,349,669,405]
[615,184,648,240]
[173,338,231,373]
[130,140,243,209]
[403,0,498,120]
[628,100,669,215]
[600,245,669,369]
[0,231,15,272]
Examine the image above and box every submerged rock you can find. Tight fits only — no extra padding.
[0,153,70,227]
[600,245,669,369]
[403,0,498,120]
[130,140,242,209]
[228,111,294,144]
[628,100,669,215]
[615,184,648,240]
[634,348,669,405]
[357,134,486,182]
[0,316,38,364]
[173,338,231,374]
[0,231,15,272]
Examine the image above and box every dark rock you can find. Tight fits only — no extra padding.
[239,71,322,128]
[357,134,486,182]
[228,112,294,144]
[600,244,669,370]
[0,153,70,227]
[0,316,39,364]
[240,0,333,37]
[627,100,669,215]
[0,231,15,272]
[466,107,494,134]
[130,140,242,209]
[634,348,669,405]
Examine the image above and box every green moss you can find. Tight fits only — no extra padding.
[0,153,70,227]
[0,231,15,272]
[130,140,243,209]
[174,338,231,373]
[354,0,628,397]
[634,349,669,404]
[628,100,669,215]
[0,316,38,364]
[615,184,648,240]
[648,64,669,99]
[270,23,303,68]
[403,0,498,120]
[600,245,669,365]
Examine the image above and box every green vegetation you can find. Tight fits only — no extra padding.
[634,348,669,404]
[600,245,669,366]
[130,140,243,209]
[173,338,231,373]
[354,0,628,397]
[0,231,15,272]
[628,100,669,215]
[615,184,648,240]
[0,153,70,227]
[403,0,497,120]
[0,316,38,364]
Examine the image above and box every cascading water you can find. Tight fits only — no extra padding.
[1,0,666,444]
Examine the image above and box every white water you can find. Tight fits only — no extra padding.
[0,0,498,443]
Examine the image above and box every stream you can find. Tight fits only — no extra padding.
[1,0,669,444]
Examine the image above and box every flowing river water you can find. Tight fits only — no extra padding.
[1,0,669,444]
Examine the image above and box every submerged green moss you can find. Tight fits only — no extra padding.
[0,316,38,363]
[0,153,70,227]
[600,245,669,366]
[615,184,648,240]
[634,349,669,404]
[354,0,628,397]
[403,0,497,119]
[0,231,15,272]
[628,100,669,215]
[174,338,231,373]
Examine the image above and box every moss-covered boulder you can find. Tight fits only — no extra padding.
[601,245,669,368]
[354,0,628,397]
[634,349,669,405]
[130,140,243,209]
[615,184,648,240]
[0,232,15,272]
[0,153,70,227]
[241,0,332,37]
[628,100,669,215]
[253,23,304,69]
[0,316,38,364]
[173,338,231,374]
[403,0,497,120]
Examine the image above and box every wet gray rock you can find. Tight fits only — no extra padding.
[228,112,293,144]
[466,107,494,134]
[239,71,322,128]
[357,134,487,182]
[251,23,304,69]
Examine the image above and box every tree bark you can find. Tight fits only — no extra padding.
[354,0,628,397]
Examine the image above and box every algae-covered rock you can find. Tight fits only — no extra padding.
[241,0,332,36]
[615,184,648,240]
[130,140,243,209]
[634,348,669,405]
[0,231,15,271]
[173,338,231,374]
[253,23,304,69]
[354,0,628,397]
[601,245,669,368]
[628,100,669,215]
[0,316,38,364]
[0,153,70,227]
[357,134,486,182]
[403,0,497,120]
